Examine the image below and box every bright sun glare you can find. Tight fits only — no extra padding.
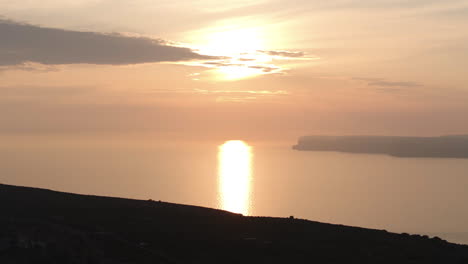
[218,140,253,215]
[201,27,263,56]
[217,66,265,81]
[195,26,273,80]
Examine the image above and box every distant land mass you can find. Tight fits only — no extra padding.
[293,135,468,158]
[2,184,468,263]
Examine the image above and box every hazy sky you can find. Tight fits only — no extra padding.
[1,0,468,141]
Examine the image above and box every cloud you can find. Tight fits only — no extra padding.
[258,50,307,58]
[195,88,288,102]
[247,65,281,73]
[0,62,59,73]
[195,89,288,95]
[202,61,244,67]
[0,85,94,97]
[353,77,381,82]
[0,19,215,66]
[187,49,305,80]
[238,58,256,61]
[368,81,422,87]
[354,77,423,88]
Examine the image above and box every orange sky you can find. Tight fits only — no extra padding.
[1,0,468,141]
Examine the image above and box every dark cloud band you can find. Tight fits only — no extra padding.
[0,19,215,66]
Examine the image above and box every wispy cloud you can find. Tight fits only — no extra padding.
[215,96,259,102]
[0,19,216,67]
[247,65,281,73]
[186,48,312,80]
[258,50,307,58]
[195,88,288,102]
[0,62,59,73]
[368,81,422,87]
[0,85,93,96]
[354,77,423,88]
[0,18,311,81]
[195,89,288,95]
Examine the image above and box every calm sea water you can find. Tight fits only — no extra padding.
[2,139,468,244]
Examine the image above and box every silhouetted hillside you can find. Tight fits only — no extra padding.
[293,135,468,158]
[1,183,468,263]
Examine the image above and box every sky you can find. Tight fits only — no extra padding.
[1,0,468,141]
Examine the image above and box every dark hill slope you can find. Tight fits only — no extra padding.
[1,183,468,264]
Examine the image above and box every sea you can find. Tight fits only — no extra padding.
[2,137,468,244]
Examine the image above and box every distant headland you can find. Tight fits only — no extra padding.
[293,135,468,158]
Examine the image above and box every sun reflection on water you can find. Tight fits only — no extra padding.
[218,140,253,215]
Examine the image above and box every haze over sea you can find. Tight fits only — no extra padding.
[2,136,468,244]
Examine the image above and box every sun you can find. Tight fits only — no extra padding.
[189,24,275,80]
[198,26,264,56]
